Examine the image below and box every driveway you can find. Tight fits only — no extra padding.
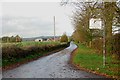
[2,42,104,78]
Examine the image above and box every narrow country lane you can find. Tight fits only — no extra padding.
[2,42,104,78]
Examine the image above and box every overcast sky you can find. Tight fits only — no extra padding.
[1,1,74,38]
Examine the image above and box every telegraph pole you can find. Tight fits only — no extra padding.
[54,16,56,42]
[102,20,106,67]
[102,2,106,67]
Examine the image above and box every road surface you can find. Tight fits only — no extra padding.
[2,42,104,78]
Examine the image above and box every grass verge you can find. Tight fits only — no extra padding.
[70,43,120,79]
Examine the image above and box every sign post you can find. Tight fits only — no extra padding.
[90,18,106,67]
[54,16,56,42]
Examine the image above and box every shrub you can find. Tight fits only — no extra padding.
[112,33,120,59]
[2,42,70,66]
[60,33,68,43]
[91,38,103,54]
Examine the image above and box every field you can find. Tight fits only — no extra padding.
[2,41,69,68]
[71,43,120,78]
[2,41,60,47]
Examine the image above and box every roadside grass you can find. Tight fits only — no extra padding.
[72,43,120,78]
[2,41,69,68]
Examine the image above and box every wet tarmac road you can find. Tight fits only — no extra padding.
[2,42,104,78]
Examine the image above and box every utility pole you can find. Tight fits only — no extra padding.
[54,16,56,42]
[102,2,106,67]
[102,20,106,67]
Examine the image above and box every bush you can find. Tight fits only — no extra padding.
[91,38,103,54]
[112,33,120,59]
[2,42,70,66]
[60,33,68,43]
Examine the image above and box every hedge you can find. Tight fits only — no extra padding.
[2,42,70,66]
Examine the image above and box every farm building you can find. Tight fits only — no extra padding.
[35,38,48,42]
[34,36,61,42]
[35,38,43,42]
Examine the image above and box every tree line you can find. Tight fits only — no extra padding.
[1,35,22,43]
[68,1,120,59]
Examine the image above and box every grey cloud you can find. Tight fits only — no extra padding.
[2,16,55,37]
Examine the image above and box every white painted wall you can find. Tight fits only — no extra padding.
[35,38,43,42]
